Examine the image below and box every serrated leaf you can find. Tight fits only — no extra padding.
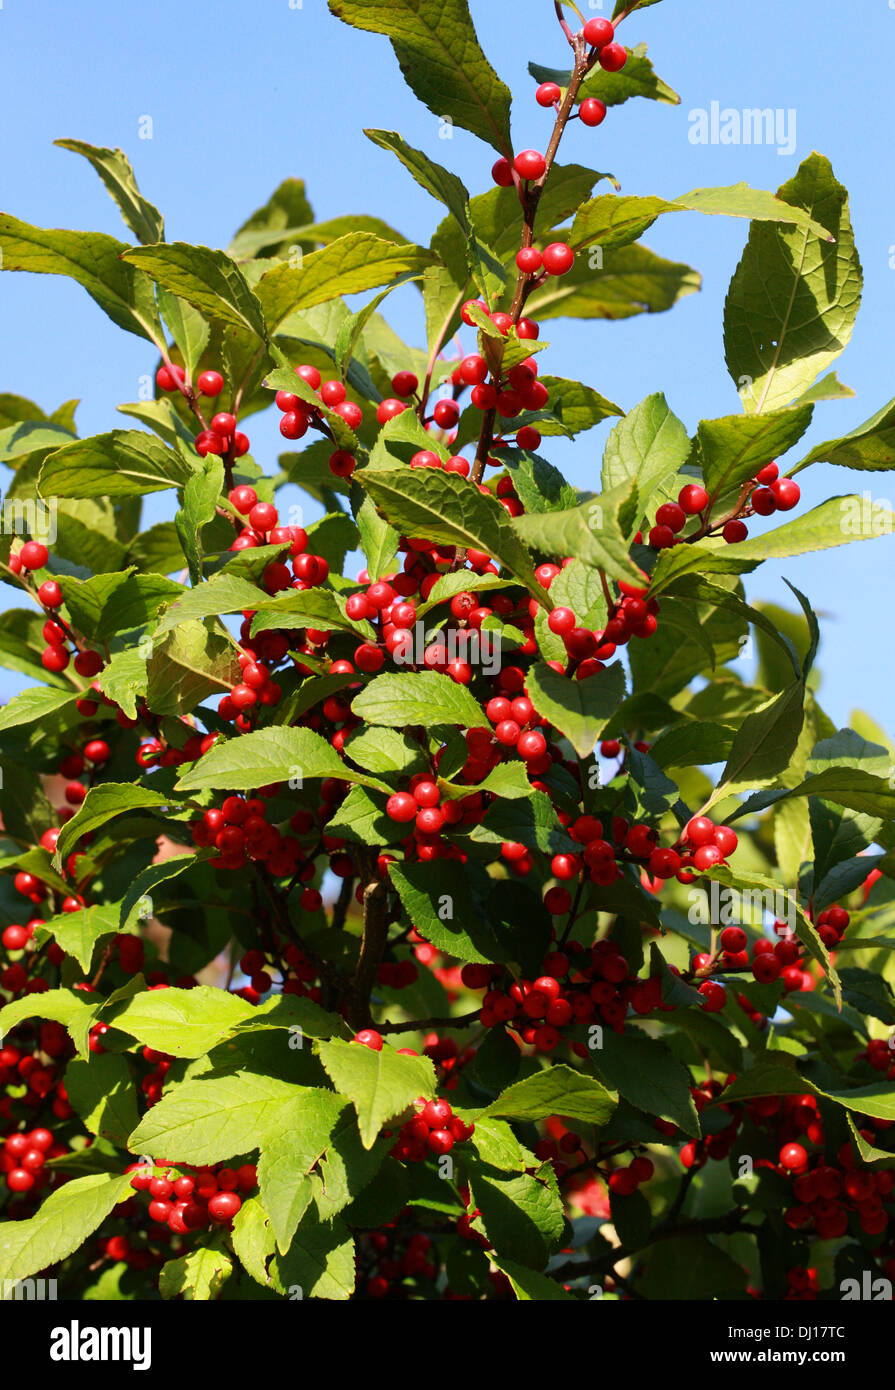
[359,466,547,601]
[514,482,646,587]
[724,153,861,413]
[525,660,626,758]
[65,1053,140,1147]
[38,430,193,499]
[256,234,436,334]
[484,1064,616,1125]
[55,783,177,862]
[351,670,484,730]
[0,1173,134,1284]
[121,243,267,338]
[329,0,512,156]
[129,1069,301,1162]
[0,216,164,345]
[55,138,164,245]
[316,1038,436,1148]
[175,724,385,793]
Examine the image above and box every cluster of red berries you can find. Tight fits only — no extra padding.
[541,577,661,676]
[274,362,364,451]
[129,1159,257,1232]
[782,1130,894,1239]
[420,1032,476,1091]
[644,464,801,552]
[0,1125,66,1194]
[390,1096,475,1163]
[156,364,252,459]
[464,939,667,1052]
[360,1228,438,1299]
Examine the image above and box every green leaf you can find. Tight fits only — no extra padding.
[0,1173,134,1284]
[329,0,513,156]
[316,1038,436,1148]
[797,394,895,473]
[593,1029,700,1136]
[526,242,700,323]
[0,685,79,733]
[270,1212,356,1300]
[697,406,814,503]
[467,1158,564,1268]
[65,1053,140,1147]
[159,1239,234,1301]
[103,984,256,1059]
[639,1236,747,1299]
[37,902,124,973]
[0,987,99,1058]
[492,1256,574,1302]
[129,1070,300,1163]
[525,376,623,439]
[351,671,484,731]
[724,153,862,413]
[342,726,426,776]
[471,788,577,855]
[146,620,241,716]
[54,138,164,245]
[514,483,647,586]
[525,660,626,758]
[251,587,375,641]
[350,482,400,584]
[176,456,225,585]
[359,467,547,601]
[388,860,510,965]
[55,783,178,863]
[532,42,678,108]
[258,1091,347,1251]
[483,1064,616,1125]
[175,725,385,793]
[256,234,436,334]
[600,393,690,513]
[60,570,184,641]
[365,129,471,234]
[121,243,267,338]
[154,572,263,636]
[0,216,164,345]
[38,430,193,499]
[838,967,895,1026]
[718,682,806,792]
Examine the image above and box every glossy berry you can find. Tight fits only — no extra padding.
[583,17,614,46]
[579,98,607,127]
[542,243,574,276]
[491,158,514,188]
[516,247,543,274]
[197,370,224,396]
[19,541,49,570]
[599,43,628,71]
[679,484,709,515]
[536,82,562,106]
[355,1029,383,1051]
[772,478,801,511]
[514,149,547,181]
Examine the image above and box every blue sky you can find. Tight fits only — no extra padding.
[1,0,893,736]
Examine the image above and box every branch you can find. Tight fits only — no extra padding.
[377,1008,482,1036]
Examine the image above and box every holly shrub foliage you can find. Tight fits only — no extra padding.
[1,0,895,1306]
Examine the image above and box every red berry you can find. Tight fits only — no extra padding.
[771,478,801,511]
[579,98,607,127]
[780,1142,808,1171]
[491,158,514,188]
[516,247,543,274]
[514,149,547,181]
[37,580,63,608]
[536,82,562,106]
[542,243,574,276]
[583,17,614,46]
[197,370,224,396]
[19,541,49,570]
[355,1029,383,1051]
[599,43,628,71]
[679,484,709,514]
